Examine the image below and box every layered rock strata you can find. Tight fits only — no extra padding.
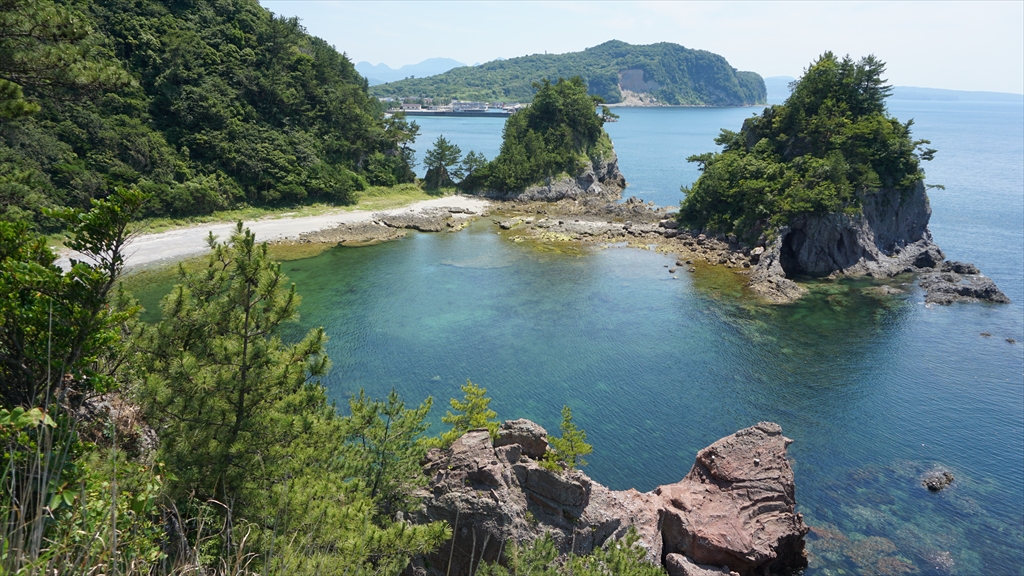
[743,182,1008,304]
[404,421,807,576]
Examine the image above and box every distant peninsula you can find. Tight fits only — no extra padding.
[356,57,467,85]
[764,75,1024,104]
[370,40,766,106]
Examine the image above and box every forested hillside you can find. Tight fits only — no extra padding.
[0,0,417,229]
[371,40,765,106]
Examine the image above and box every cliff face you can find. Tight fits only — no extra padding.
[748,182,1008,304]
[486,149,626,203]
[404,421,808,576]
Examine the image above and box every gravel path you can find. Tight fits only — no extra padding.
[57,196,491,270]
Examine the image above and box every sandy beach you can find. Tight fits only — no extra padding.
[57,195,492,271]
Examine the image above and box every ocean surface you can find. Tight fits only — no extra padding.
[136,100,1024,575]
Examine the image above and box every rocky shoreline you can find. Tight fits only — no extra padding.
[288,169,1009,306]
[293,205,487,246]
[405,421,808,576]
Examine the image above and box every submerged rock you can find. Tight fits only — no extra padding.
[404,421,807,576]
[922,470,954,492]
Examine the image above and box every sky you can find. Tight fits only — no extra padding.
[258,1,1024,94]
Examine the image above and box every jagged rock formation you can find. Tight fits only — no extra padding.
[748,181,1009,304]
[485,149,626,203]
[404,422,807,576]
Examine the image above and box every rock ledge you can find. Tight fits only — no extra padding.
[405,422,807,576]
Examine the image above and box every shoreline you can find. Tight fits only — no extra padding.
[56,195,492,271]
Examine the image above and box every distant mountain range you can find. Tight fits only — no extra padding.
[764,76,1023,105]
[369,41,765,106]
[356,58,467,85]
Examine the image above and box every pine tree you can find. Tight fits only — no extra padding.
[434,379,498,447]
[544,405,593,471]
[423,135,463,189]
[140,222,330,505]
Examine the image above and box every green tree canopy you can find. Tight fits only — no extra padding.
[139,223,330,504]
[678,53,936,242]
[137,225,449,571]
[423,135,462,190]
[433,379,499,447]
[468,77,612,192]
[0,0,130,119]
[0,186,143,408]
[0,0,419,228]
[543,405,593,472]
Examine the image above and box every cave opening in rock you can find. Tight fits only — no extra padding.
[779,230,804,277]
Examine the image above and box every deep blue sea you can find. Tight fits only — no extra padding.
[140,99,1024,574]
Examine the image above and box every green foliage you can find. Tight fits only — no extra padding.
[470,77,608,192]
[460,150,488,180]
[372,40,764,107]
[423,135,463,190]
[342,389,434,516]
[0,0,131,119]
[678,53,937,242]
[40,456,166,572]
[599,105,619,124]
[477,528,665,575]
[433,379,499,447]
[0,186,144,408]
[139,222,330,505]
[0,188,165,575]
[542,405,593,472]
[136,224,449,572]
[366,151,400,186]
[0,0,416,227]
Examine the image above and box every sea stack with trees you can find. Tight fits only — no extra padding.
[461,77,626,201]
[676,53,1010,304]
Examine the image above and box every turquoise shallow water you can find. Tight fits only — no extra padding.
[139,101,1024,575]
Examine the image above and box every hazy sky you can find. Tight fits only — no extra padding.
[259,1,1024,94]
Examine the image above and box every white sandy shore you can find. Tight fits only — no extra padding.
[57,195,492,271]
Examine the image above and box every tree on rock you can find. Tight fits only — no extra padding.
[423,135,463,190]
[467,76,611,193]
[678,53,936,242]
[543,405,593,471]
[433,379,498,447]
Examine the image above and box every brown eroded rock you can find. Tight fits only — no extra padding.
[406,422,806,576]
[656,422,809,575]
[494,418,548,459]
[665,553,738,576]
